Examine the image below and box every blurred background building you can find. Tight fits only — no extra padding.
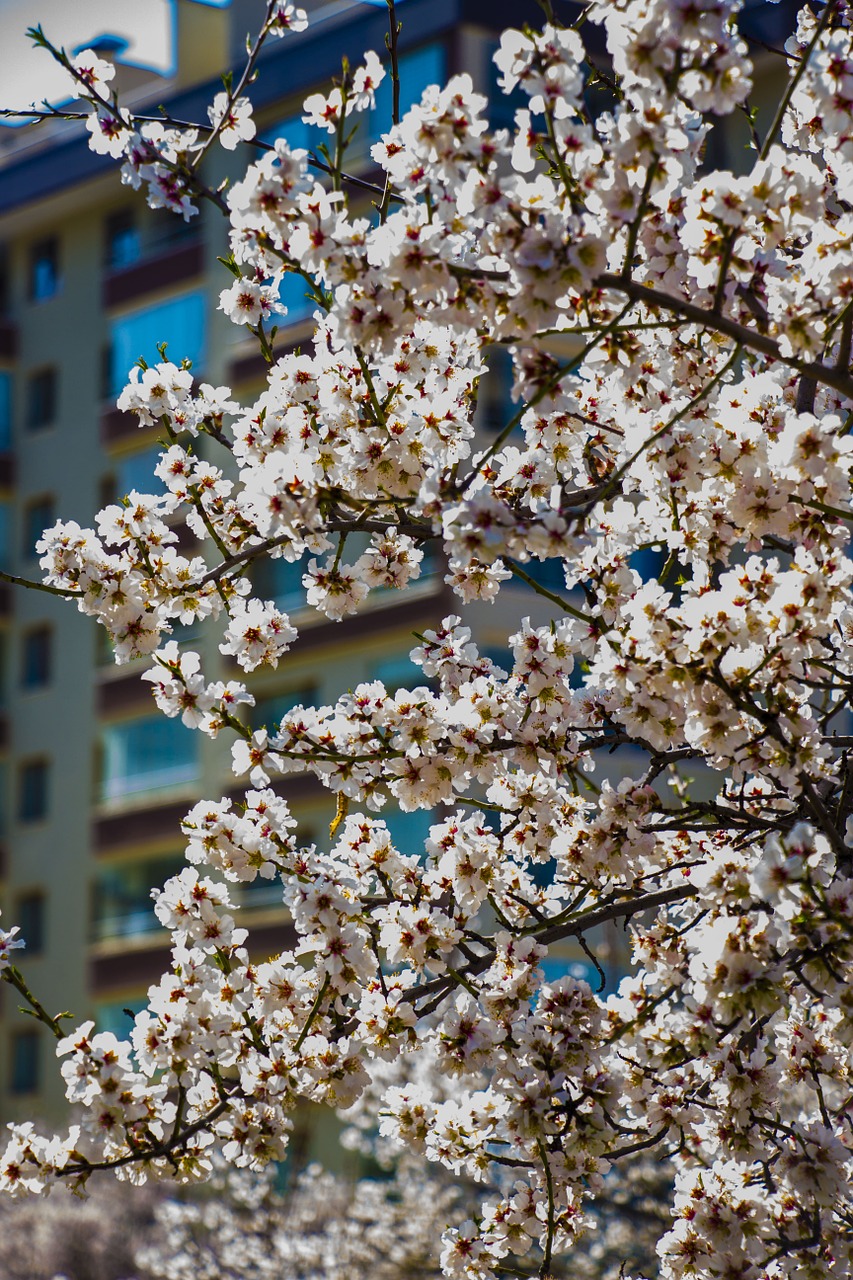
[0,0,801,1120]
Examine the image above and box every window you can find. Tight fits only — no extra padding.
[259,113,319,153]
[483,646,513,674]
[100,343,114,402]
[240,114,317,325]
[99,715,199,803]
[540,955,600,989]
[23,496,54,560]
[370,653,423,695]
[485,38,529,130]
[29,238,59,302]
[18,759,49,823]
[476,347,515,434]
[0,247,9,316]
[109,292,205,397]
[252,686,316,732]
[15,892,44,955]
[9,1030,39,1094]
[630,545,668,581]
[276,271,317,325]
[114,445,165,499]
[368,43,446,144]
[21,626,51,689]
[26,367,57,430]
[92,854,184,940]
[383,806,434,857]
[0,764,8,839]
[94,999,146,1040]
[252,555,307,613]
[523,559,568,594]
[0,371,11,449]
[0,502,9,561]
[105,210,141,270]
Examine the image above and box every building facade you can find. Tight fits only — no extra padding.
[0,0,583,1121]
[0,0,801,1121]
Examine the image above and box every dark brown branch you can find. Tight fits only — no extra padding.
[55,1096,234,1177]
[0,568,82,598]
[595,274,853,403]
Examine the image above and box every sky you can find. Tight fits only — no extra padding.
[0,1,390,129]
[0,0,227,124]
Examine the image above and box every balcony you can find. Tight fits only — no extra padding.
[102,238,204,309]
[93,796,194,852]
[99,404,152,446]
[0,319,17,360]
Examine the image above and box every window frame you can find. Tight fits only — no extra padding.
[29,238,59,303]
[98,714,200,804]
[22,495,55,562]
[25,366,57,431]
[9,1029,40,1095]
[17,758,49,824]
[104,209,141,271]
[21,625,52,690]
[15,891,45,955]
[109,291,206,398]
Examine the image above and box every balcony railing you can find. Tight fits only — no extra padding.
[102,237,203,309]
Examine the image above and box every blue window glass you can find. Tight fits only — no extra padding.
[100,716,199,802]
[18,759,49,823]
[0,372,11,449]
[630,546,668,581]
[277,270,317,324]
[483,646,512,673]
[110,292,205,396]
[259,114,318,152]
[253,555,307,612]
[21,625,51,689]
[370,653,422,694]
[0,502,9,561]
[115,445,164,498]
[16,892,45,954]
[540,956,599,988]
[10,1030,39,1094]
[106,211,141,270]
[523,560,567,594]
[369,43,446,143]
[253,686,316,732]
[30,239,59,302]
[383,806,434,857]
[477,346,516,435]
[93,854,185,940]
[26,367,57,431]
[485,38,529,130]
[94,999,147,1040]
[24,497,54,560]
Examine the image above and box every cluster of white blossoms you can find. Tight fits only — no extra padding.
[8,1,853,1277]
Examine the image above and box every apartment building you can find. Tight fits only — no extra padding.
[0,0,801,1120]
[0,0,592,1120]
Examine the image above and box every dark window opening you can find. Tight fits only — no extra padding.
[15,892,45,955]
[23,496,54,560]
[18,759,49,823]
[105,210,141,270]
[29,239,59,302]
[21,626,51,689]
[26,367,57,430]
[10,1030,39,1094]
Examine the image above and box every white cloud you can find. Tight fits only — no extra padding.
[0,0,174,123]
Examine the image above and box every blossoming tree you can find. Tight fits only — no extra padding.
[2,0,853,1275]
